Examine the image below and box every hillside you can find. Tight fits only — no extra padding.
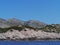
[0,18,60,40]
[0,18,60,33]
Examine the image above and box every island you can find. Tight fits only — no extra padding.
[0,18,60,41]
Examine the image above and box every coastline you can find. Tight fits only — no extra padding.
[0,38,60,41]
[0,29,60,41]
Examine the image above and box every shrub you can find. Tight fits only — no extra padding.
[0,26,23,33]
[24,24,36,30]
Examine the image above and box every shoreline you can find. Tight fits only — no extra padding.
[0,40,60,42]
[0,38,60,41]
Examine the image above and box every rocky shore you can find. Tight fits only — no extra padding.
[0,28,60,41]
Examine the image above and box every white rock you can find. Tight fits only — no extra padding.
[0,28,60,40]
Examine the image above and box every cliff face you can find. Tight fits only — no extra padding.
[0,28,60,40]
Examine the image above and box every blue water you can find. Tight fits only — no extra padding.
[0,41,60,45]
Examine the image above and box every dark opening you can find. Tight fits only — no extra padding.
[7,37,10,39]
[10,29,13,32]
[24,30,27,31]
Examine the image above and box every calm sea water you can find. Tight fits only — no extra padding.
[0,41,60,45]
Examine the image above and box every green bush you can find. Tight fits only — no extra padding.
[0,26,24,33]
[0,24,60,33]
[24,24,36,30]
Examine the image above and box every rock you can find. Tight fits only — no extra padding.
[4,29,25,40]
[0,28,60,40]
[20,28,60,40]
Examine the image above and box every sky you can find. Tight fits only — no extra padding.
[0,0,60,24]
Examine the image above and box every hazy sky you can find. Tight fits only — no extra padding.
[0,0,60,24]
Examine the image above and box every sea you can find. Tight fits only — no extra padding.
[0,40,60,45]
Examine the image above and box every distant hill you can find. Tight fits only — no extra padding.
[0,18,10,28]
[25,20,46,28]
[0,18,60,33]
[0,18,60,40]
[0,18,46,28]
[7,18,25,26]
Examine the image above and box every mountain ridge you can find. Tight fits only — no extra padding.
[0,18,60,40]
[0,18,47,28]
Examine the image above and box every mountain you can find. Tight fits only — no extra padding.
[7,18,25,26]
[0,18,10,28]
[0,18,60,40]
[25,20,46,28]
[0,18,47,28]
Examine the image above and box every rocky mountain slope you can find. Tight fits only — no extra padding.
[0,18,60,40]
[0,18,46,28]
[25,20,46,28]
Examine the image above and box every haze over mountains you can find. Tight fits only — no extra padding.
[0,18,46,28]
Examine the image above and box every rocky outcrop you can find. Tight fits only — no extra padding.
[0,28,60,40]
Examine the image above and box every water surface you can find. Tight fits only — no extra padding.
[0,41,60,45]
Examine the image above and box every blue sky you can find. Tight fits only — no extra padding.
[0,0,60,24]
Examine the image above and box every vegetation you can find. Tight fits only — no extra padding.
[24,24,36,30]
[0,26,23,33]
[0,24,60,33]
[39,25,60,33]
